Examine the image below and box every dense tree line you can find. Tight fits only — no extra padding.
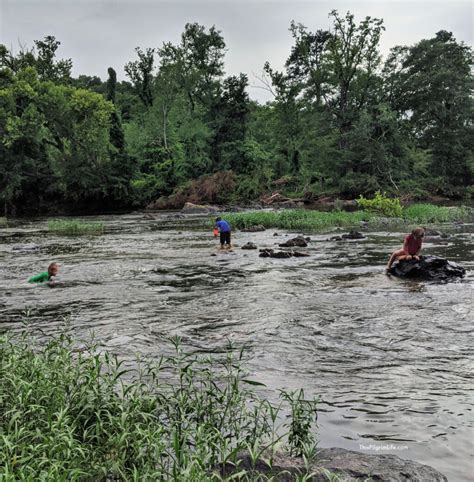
[0,11,472,215]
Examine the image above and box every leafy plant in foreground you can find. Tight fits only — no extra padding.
[0,326,319,480]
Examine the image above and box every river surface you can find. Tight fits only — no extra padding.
[1,213,473,481]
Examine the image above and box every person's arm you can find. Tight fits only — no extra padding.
[402,236,412,259]
[413,245,422,259]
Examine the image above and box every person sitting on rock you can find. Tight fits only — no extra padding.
[386,227,425,271]
[215,217,232,249]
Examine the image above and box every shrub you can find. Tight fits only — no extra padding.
[0,328,319,480]
[0,217,7,226]
[356,191,403,217]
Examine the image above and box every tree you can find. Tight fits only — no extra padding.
[384,31,473,192]
[125,47,155,108]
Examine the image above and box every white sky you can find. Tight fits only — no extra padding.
[1,0,472,103]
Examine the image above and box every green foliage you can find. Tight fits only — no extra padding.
[225,209,374,232]
[48,219,104,235]
[0,216,7,226]
[1,16,473,214]
[279,389,318,457]
[0,327,319,480]
[356,191,403,217]
[402,204,474,223]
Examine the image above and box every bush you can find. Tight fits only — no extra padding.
[356,191,403,217]
[0,217,7,226]
[0,327,319,480]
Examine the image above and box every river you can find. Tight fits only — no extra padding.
[0,213,472,481]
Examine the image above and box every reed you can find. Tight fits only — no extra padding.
[0,328,318,480]
[48,219,104,235]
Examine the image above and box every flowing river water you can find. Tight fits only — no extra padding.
[1,213,473,481]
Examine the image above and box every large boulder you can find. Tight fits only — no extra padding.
[315,447,448,481]
[219,448,447,481]
[389,255,466,280]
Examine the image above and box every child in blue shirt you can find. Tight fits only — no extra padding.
[215,217,232,249]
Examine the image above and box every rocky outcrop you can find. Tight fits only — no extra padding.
[279,236,310,248]
[220,447,447,481]
[181,202,219,214]
[241,224,266,232]
[241,242,258,250]
[389,255,466,280]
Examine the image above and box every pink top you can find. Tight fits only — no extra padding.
[404,234,422,255]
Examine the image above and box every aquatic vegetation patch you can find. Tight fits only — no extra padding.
[225,210,374,232]
[402,204,473,224]
[0,328,318,480]
[48,219,104,235]
[224,204,473,232]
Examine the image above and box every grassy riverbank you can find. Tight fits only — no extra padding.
[0,328,318,480]
[225,204,473,232]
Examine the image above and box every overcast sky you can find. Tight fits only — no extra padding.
[1,0,472,103]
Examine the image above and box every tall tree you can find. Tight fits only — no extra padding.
[384,31,473,192]
[125,47,155,108]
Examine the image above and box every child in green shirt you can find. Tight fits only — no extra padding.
[28,262,59,284]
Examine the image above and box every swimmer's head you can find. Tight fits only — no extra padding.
[48,262,60,277]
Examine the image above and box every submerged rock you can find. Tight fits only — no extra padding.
[241,242,258,250]
[241,224,266,232]
[259,249,292,258]
[279,235,308,247]
[330,231,365,241]
[259,248,310,258]
[12,244,40,251]
[293,250,310,257]
[389,255,466,281]
[220,447,447,481]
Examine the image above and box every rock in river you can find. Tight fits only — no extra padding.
[389,255,466,281]
[279,235,309,247]
[241,224,266,232]
[259,249,292,258]
[220,447,447,481]
[241,242,258,250]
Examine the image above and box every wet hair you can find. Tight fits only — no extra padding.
[215,217,221,222]
[48,262,59,275]
[411,227,425,238]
